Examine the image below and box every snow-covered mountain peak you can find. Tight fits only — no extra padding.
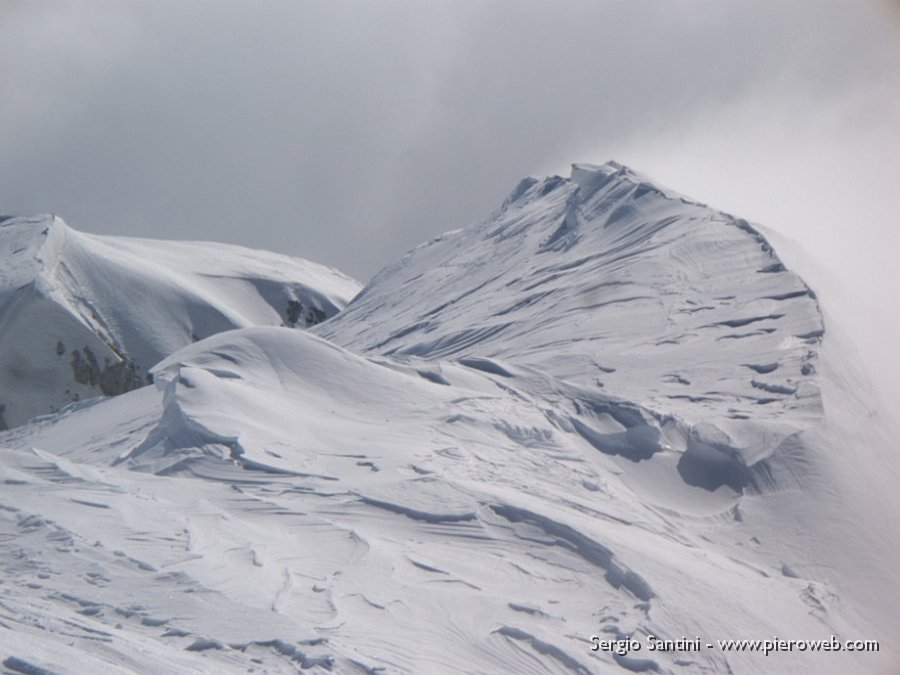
[318,164,823,431]
[504,162,694,213]
[0,215,362,429]
[1,168,897,674]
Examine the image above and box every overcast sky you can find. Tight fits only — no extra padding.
[2,0,899,406]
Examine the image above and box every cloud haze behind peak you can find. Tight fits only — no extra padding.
[2,0,898,407]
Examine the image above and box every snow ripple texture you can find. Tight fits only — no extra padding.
[0,164,897,674]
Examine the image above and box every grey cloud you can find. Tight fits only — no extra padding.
[1,1,893,278]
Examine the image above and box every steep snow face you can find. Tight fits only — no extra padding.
[0,215,361,428]
[317,162,822,429]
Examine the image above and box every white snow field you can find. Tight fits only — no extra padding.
[0,214,361,429]
[1,163,898,674]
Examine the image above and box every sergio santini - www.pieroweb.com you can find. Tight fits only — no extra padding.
[590,634,880,656]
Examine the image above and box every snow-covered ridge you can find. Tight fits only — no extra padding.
[0,325,893,673]
[0,166,897,674]
[0,214,361,429]
[316,162,823,476]
[319,163,822,410]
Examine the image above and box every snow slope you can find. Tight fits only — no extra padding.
[0,165,897,674]
[0,215,361,429]
[317,163,822,424]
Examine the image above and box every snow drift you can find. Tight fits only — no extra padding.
[0,214,361,429]
[0,164,897,674]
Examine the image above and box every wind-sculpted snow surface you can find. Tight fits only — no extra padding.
[317,163,822,425]
[0,165,897,674]
[0,215,361,428]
